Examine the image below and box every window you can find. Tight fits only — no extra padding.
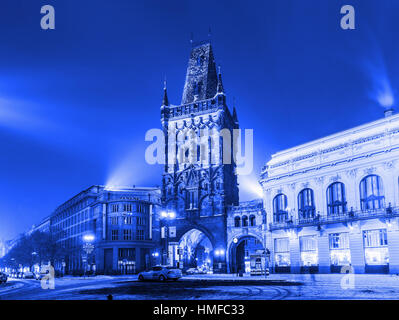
[123,229,132,240]
[242,215,248,227]
[234,216,241,227]
[137,216,145,226]
[249,215,256,226]
[118,248,135,259]
[298,188,315,219]
[124,204,132,212]
[112,204,119,213]
[363,229,389,265]
[273,194,288,223]
[329,233,350,266]
[111,230,119,241]
[360,175,385,211]
[136,229,145,240]
[300,235,318,266]
[124,216,132,225]
[111,217,118,225]
[274,238,290,267]
[327,182,347,215]
[186,190,198,210]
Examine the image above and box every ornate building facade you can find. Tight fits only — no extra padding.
[260,109,399,274]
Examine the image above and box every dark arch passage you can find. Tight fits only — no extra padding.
[229,236,267,275]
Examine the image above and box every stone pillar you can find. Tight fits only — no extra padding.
[349,227,365,274]
[290,235,301,273]
[387,223,399,273]
[317,232,330,273]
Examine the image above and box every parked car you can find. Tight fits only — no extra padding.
[0,272,7,284]
[185,268,199,275]
[21,271,35,279]
[138,265,182,282]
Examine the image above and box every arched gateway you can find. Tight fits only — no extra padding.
[228,235,268,275]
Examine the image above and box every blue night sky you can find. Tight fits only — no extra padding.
[0,0,398,240]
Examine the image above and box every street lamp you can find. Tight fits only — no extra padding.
[82,233,95,278]
[160,210,176,266]
[214,248,225,273]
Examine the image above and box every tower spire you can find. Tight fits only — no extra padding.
[162,77,169,106]
[217,65,224,94]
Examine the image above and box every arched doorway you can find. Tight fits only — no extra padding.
[175,229,214,273]
[229,236,267,275]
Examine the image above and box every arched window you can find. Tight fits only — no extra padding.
[273,194,288,223]
[298,188,315,219]
[360,175,385,211]
[249,215,256,226]
[234,216,241,228]
[327,182,347,215]
[242,215,248,227]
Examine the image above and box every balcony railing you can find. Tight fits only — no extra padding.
[269,206,399,231]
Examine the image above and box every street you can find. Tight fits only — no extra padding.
[1,274,399,300]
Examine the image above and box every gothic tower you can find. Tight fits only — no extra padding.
[160,41,239,272]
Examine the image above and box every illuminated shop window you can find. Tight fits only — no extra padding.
[363,229,389,265]
[273,194,288,223]
[326,182,347,215]
[360,175,385,211]
[274,238,290,267]
[300,235,318,266]
[298,188,315,219]
[329,233,351,266]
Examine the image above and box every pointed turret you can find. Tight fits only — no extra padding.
[233,106,238,122]
[181,42,218,104]
[162,79,169,106]
[216,66,225,95]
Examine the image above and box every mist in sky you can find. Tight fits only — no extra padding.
[1,0,399,240]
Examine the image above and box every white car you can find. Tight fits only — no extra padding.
[138,266,182,282]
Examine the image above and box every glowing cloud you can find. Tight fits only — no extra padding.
[239,174,264,199]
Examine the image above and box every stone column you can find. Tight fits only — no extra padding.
[348,225,365,274]
[317,232,330,273]
[290,235,301,273]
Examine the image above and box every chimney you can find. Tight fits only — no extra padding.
[384,107,395,118]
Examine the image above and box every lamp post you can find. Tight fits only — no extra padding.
[82,234,95,278]
[214,248,225,274]
[160,210,176,266]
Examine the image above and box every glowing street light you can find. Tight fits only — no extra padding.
[83,234,95,243]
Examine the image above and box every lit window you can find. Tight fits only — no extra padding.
[363,229,389,266]
[360,175,385,211]
[300,235,318,266]
[273,194,288,223]
[329,233,351,267]
[274,238,290,267]
[327,182,347,215]
[298,188,315,219]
